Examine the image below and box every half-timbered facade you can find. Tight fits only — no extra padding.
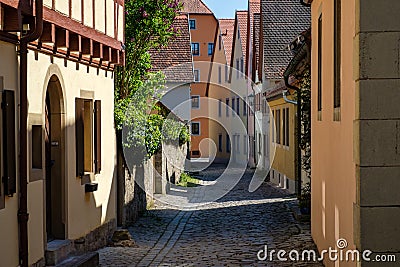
[0,0,124,266]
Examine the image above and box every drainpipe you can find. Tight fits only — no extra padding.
[284,77,302,199]
[19,1,43,266]
[283,90,298,105]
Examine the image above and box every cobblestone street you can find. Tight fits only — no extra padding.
[98,165,324,266]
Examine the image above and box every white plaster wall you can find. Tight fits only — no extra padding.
[71,0,83,22]
[95,0,106,33]
[55,0,69,16]
[106,0,115,37]
[83,0,94,28]
[118,5,124,42]
[161,83,191,122]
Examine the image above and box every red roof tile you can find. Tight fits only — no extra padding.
[149,14,194,83]
[178,0,213,14]
[219,19,235,65]
[237,10,248,68]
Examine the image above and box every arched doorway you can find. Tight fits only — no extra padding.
[45,75,65,241]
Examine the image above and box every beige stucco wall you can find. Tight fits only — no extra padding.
[0,41,20,267]
[24,50,116,264]
[46,0,122,40]
[310,0,357,266]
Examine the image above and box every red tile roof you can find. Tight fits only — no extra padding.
[149,14,194,83]
[219,19,235,65]
[179,0,213,14]
[237,10,248,68]
[249,0,261,49]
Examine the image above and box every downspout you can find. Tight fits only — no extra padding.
[284,76,302,199]
[19,1,43,266]
[283,90,298,105]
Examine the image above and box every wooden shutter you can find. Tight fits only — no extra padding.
[75,98,85,177]
[2,90,16,196]
[94,100,101,174]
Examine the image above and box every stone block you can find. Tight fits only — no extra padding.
[357,32,400,80]
[357,79,400,120]
[357,206,400,252]
[357,119,400,166]
[357,0,400,33]
[357,167,400,206]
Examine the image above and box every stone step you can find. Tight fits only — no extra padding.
[55,252,99,267]
[46,240,73,266]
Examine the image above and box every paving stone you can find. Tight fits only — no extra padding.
[98,165,324,266]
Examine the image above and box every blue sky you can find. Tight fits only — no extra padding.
[202,0,248,18]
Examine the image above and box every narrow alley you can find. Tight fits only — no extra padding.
[98,165,323,266]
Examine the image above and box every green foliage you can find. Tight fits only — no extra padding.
[115,0,183,129]
[115,0,186,163]
[297,69,311,180]
[178,173,200,187]
[299,182,311,214]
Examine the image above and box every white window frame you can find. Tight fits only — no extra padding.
[191,122,201,136]
[194,69,200,82]
[191,95,200,109]
[189,19,196,29]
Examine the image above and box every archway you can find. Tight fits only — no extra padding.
[45,75,66,241]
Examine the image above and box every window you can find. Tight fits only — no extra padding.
[272,110,275,142]
[243,98,247,115]
[75,98,102,176]
[232,97,235,116]
[191,95,200,109]
[191,42,200,56]
[263,134,267,155]
[191,122,200,135]
[218,99,222,117]
[334,0,342,115]
[236,97,240,116]
[218,134,222,152]
[225,65,229,82]
[285,108,289,146]
[243,135,248,154]
[236,59,240,79]
[32,125,42,169]
[189,19,196,29]
[226,134,231,153]
[317,15,322,115]
[218,66,222,84]
[2,90,17,196]
[240,57,244,77]
[208,43,214,56]
[226,98,230,117]
[194,69,200,82]
[275,109,281,144]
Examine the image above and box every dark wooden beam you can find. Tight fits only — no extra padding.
[43,6,121,50]
[39,22,55,44]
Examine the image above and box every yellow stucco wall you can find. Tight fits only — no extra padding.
[268,98,296,181]
[310,1,357,266]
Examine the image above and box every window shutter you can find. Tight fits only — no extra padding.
[75,98,85,177]
[2,90,16,196]
[94,100,101,174]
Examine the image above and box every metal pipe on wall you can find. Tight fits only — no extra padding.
[19,1,43,266]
